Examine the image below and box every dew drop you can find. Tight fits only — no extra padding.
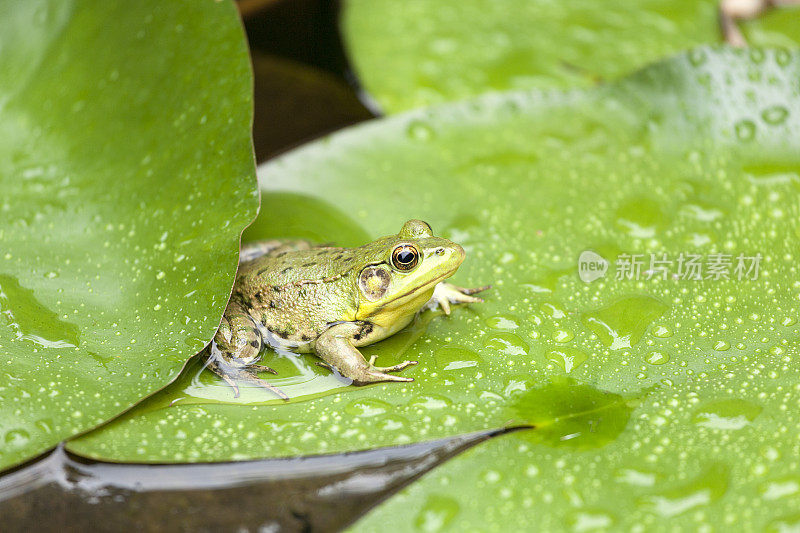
[567,511,614,531]
[4,429,30,447]
[484,314,519,331]
[406,120,435,141]
[638,463,729,517]
[414,495,460,532]
[344,398,391,417]
[761,106,789,125]
[693,399,762,430]
[735,120,756,141]
[552,329,574,343]
[646,351,670,365]
[760,477,800,501]
[482,470,501,483]
[765,515,800,533]
[375,415,408,432]
[546,347,587,373]
[615,198,668,238]
[749,48,765,64]
[540,302,566,319]
[651,325,673,338]
[688,48,707,66]
[483,332,529,356]
[775,48,791,66]
[409,394,452,410]
[582,296,668,350]
[616,468,659,487]
[435,345,481,372]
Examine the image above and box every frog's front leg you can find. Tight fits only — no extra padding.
[719,0,800,46]
[315,322,417,384]
[208,300,288,399]
[425,282,491,315]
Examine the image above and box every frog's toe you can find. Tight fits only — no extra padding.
[245,373,289,400]
[208,359,288,400]
[454,284,492,296]
[250,364,278,375]
[355,370,415,385]
[373,360,418,373]
[427,282,491,313]
[444,286,489,304]
[218,372,241,398]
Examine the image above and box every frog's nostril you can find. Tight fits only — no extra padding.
[435,247,445,256]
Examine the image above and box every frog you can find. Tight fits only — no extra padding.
[206,219,489,399]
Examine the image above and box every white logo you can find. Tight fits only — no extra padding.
[578,250,608,283]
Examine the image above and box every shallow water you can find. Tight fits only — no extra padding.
[0,428,515,532]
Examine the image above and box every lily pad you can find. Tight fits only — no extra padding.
[0,1,257,471]
[341,0,800,112]
[69,51,800,533]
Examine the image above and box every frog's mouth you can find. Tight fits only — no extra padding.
[374,268,456,310]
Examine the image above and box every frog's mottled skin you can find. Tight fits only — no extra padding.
[208,220,488,399]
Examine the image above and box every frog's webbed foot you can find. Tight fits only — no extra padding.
[315,323,417,385]
[425,282,491,315]
[208,300,287,399]
[207,356,288,400]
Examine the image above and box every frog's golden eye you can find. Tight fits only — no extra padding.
[391,244,419,271]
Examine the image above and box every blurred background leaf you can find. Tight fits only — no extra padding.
[342,0,800,112]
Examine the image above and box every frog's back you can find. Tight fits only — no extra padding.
[237,246,360,288]
[234,246,363,345]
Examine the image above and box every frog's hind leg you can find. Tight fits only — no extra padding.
[208,300,288,400]
[239,239,314,264]
[315,322,418,385]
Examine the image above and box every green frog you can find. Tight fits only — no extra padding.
[207,219,488,399]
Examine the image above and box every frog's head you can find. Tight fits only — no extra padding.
[355,219,465,320]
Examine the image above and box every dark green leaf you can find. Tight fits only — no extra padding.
[0,0,257,471]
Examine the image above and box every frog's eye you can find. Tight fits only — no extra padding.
[391,244,419,271]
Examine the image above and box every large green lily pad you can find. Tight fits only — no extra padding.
[342,0,800,112]
[0,1,257,471]
[69,52,800,533]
